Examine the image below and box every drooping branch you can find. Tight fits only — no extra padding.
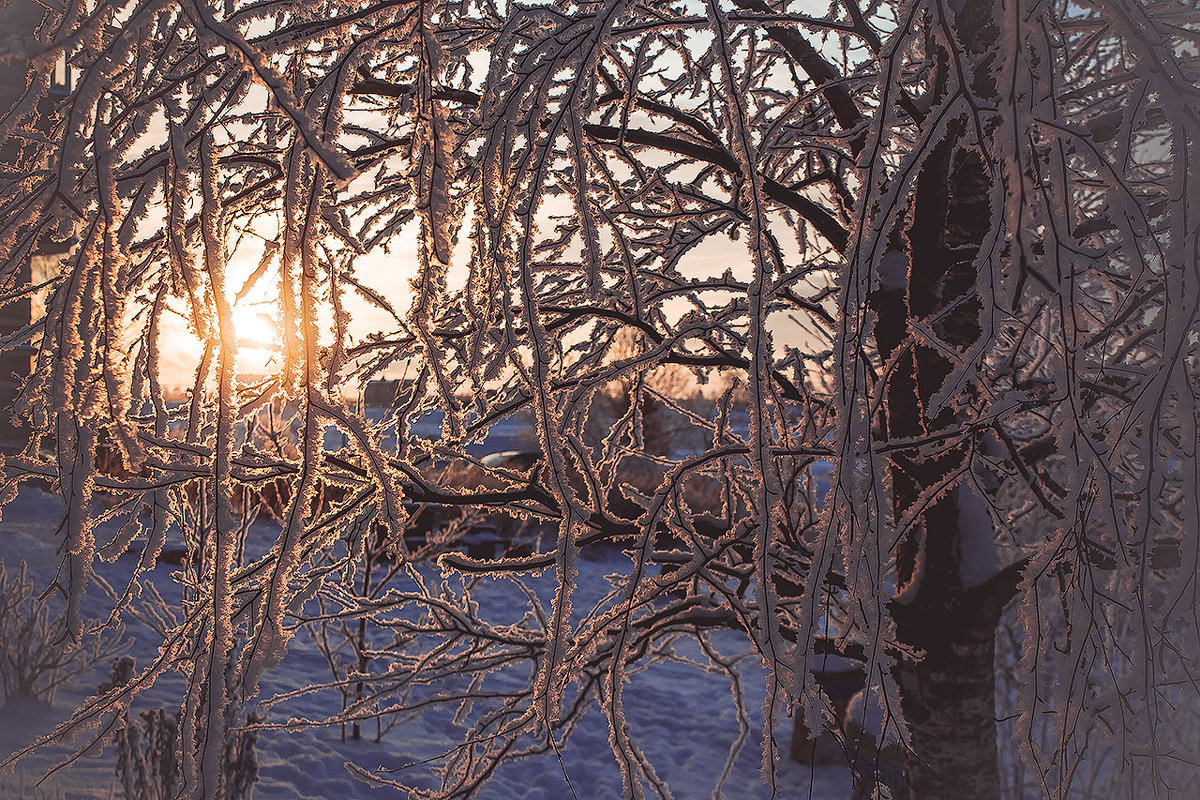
[582,123,849,253]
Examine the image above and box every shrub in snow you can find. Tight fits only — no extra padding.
[0,560,124,705]
[101,658,258,800]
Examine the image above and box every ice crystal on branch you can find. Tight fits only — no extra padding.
[0,0,1196,797]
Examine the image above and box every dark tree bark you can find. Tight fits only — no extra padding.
[865,0,1019,795]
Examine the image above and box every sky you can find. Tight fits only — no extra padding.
[140,0,847,393]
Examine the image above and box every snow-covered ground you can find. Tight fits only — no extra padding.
[0,487,853,800]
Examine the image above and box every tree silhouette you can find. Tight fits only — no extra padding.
[1,0,1197,797]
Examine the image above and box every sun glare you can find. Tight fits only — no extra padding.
[232,304,280,376]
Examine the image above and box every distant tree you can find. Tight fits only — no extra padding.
[1,0,1197,797]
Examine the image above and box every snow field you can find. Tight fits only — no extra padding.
[1,487,852,799]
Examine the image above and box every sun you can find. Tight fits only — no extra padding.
[232,303,280,376]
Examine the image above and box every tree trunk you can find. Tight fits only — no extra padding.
[872,148,1007,795]
[891,540,1020,800]
[865,0,1016,792]
[895,614,1001,799]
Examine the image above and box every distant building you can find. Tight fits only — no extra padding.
[0,1,69,452]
